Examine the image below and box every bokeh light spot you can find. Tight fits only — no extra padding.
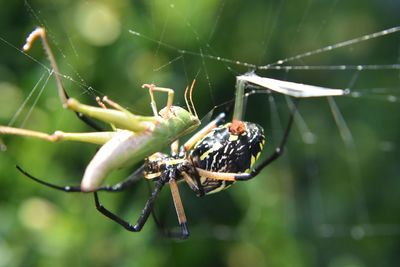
[74,2,121,46]
[18,197,57,231]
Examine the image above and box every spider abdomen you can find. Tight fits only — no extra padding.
[189,121,265,194]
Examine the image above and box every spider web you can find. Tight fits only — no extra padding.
[0,0,400,266]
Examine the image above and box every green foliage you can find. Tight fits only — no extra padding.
[0,1,399,267]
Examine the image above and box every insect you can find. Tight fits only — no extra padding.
[0,27,296,239]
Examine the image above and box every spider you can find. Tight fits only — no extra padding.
[0,27,296,239]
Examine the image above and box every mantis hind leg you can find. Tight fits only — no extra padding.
[23,28,157,133]
[0,126,115,145]
[23,28,104,131]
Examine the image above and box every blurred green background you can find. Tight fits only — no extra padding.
[0,0,399,266]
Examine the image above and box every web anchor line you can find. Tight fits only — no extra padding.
[129,26,400,72]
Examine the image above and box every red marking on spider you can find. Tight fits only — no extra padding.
[229,120,246,135]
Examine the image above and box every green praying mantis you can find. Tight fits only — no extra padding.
[0,27,203,192]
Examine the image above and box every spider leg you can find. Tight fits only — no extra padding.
[183,112,226,152]
[145,180,165,231]
[16,164,145,192]
[18,164,181,236]
[141,175,190,239]
[143,158,191,238]
[93,170,189,238]
[181,112,226,197]
[93,176,167,232]
[235,99,298,180]
[166,178,190,239]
